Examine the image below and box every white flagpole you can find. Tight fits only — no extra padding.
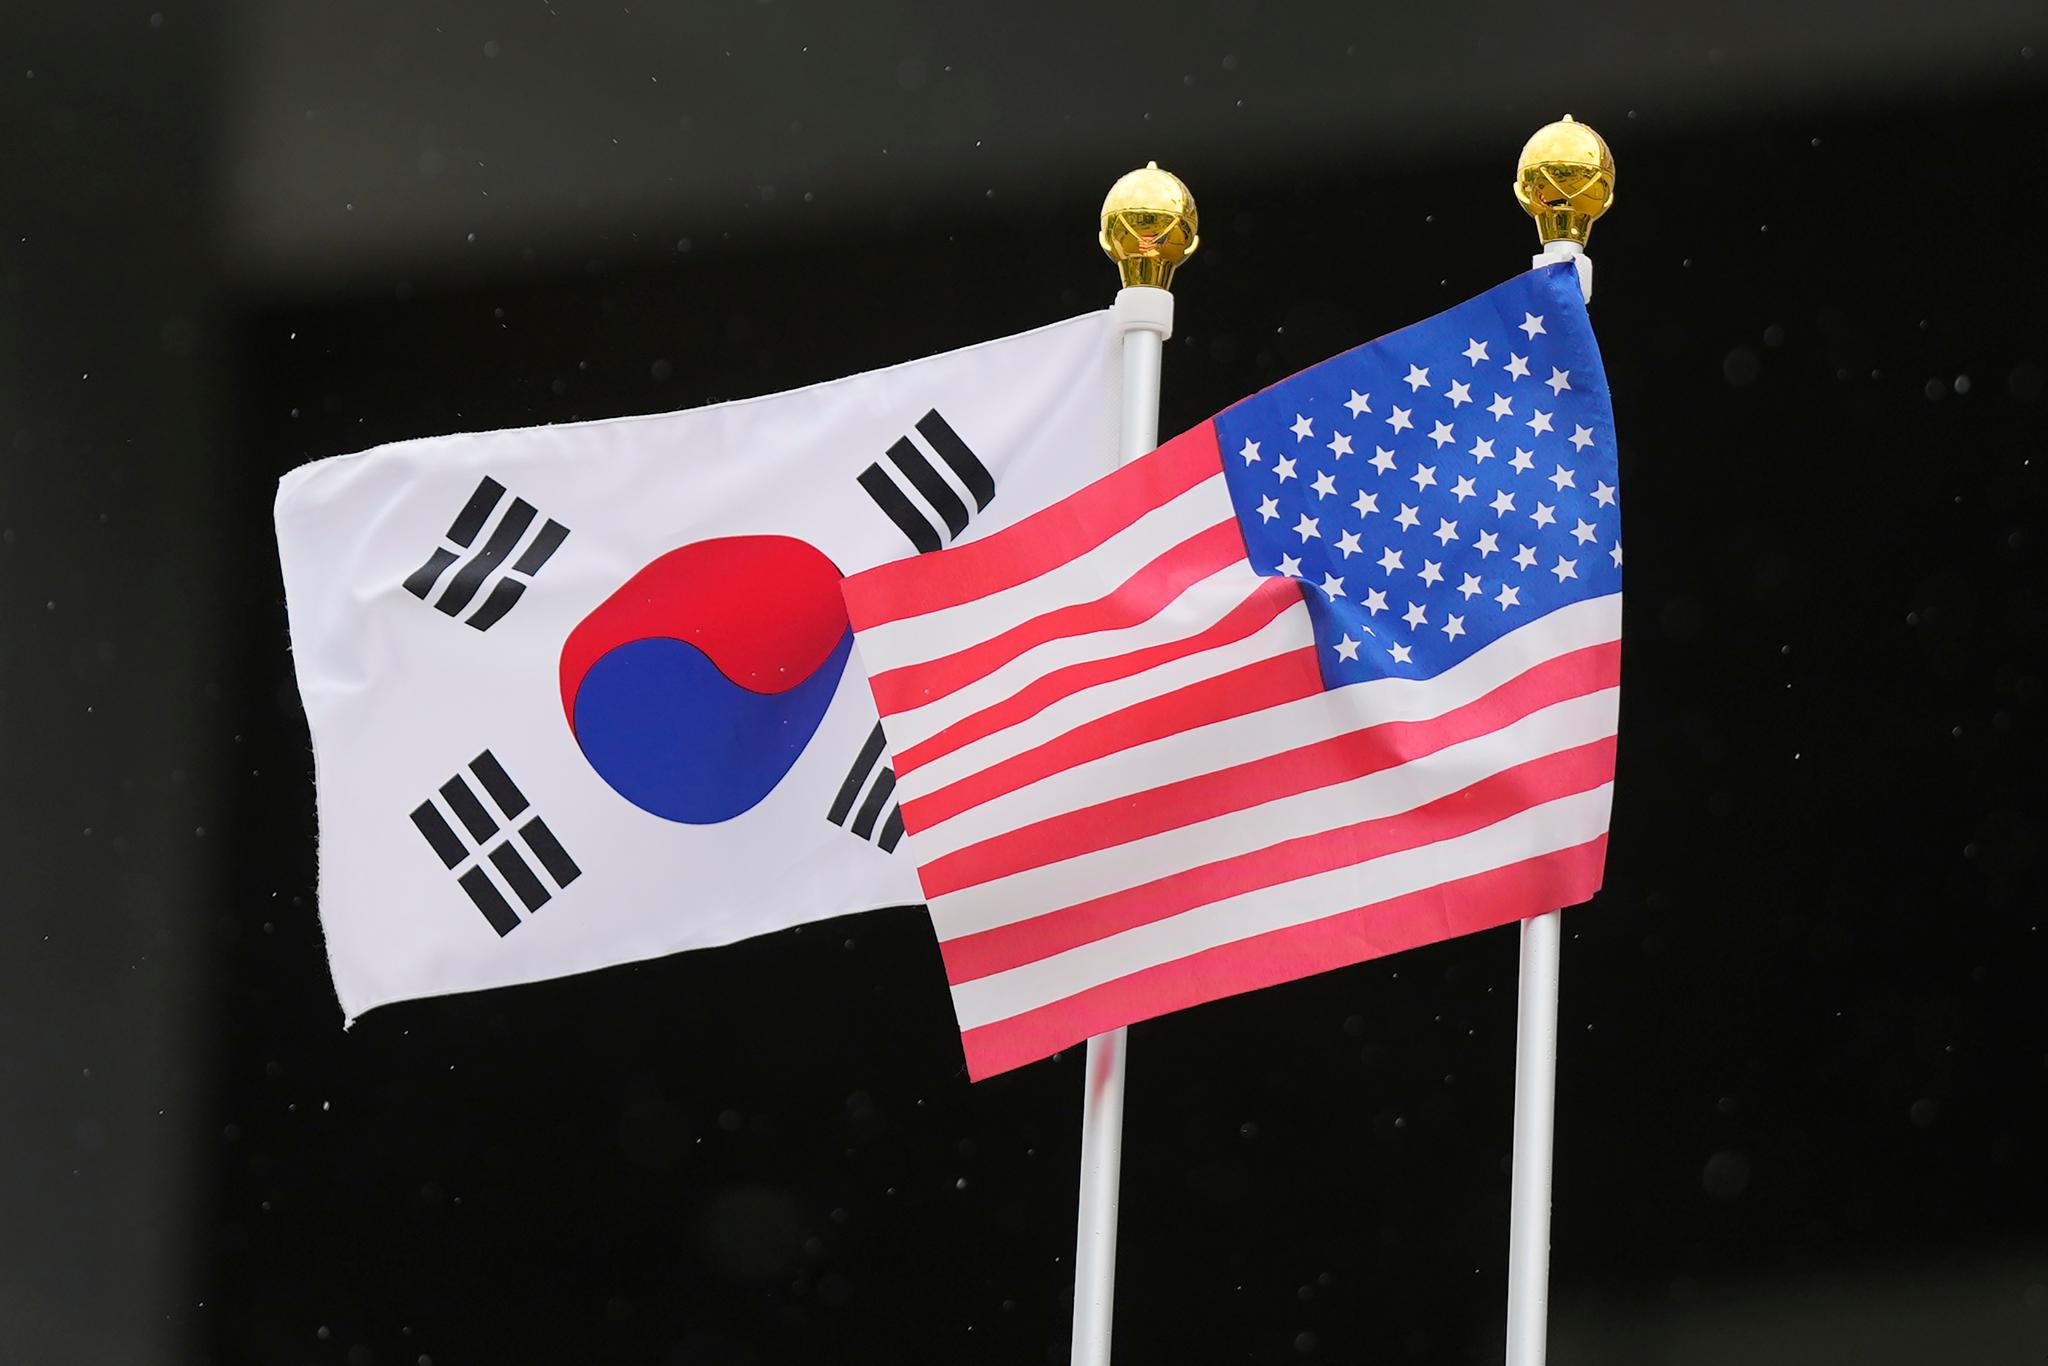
[1505,907,1562,1366]
[1504,117,1612,1366]
[1071,162,1197,1366]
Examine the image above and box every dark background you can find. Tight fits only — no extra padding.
[5,3,2046,1363]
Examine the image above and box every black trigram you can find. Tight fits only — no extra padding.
[856,409,995,554]
[409,750,582,936]
[404,477,570,630]
[827,722,905,852]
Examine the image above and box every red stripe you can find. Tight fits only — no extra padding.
[918,639,1621,897]
[903,645,1325,839]
[941,735,1617,985]
[842,422,1223,631]
[957,836,1609,1079]
[896,577,1303,777]
[868,519,1245,717]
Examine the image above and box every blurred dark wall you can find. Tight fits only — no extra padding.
[4,3,2047,1364]
[2,3,227,1362]
[217,0,2036,290]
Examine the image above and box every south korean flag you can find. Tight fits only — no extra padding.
[276,312,1115,1021]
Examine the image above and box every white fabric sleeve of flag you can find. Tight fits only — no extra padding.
[275,311,1115,1022]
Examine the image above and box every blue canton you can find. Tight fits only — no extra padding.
[1217,264,1621,688]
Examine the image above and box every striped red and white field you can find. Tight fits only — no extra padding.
[843,423,1619,1079]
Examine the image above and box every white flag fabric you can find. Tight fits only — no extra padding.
[277,312,1114,1021]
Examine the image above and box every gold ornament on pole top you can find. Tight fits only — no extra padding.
[1514,115,1614,247]
[1100,161,1198,290]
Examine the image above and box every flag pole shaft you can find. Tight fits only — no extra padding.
[1504,907,1561,1366]
[1072,286,1173,1366]
[1074,161,1193,1366]
[1072,1026,1130,1366]
[1504,94,1605,1349]
[1115,309,1167,455]
[1503,252,1580,1366]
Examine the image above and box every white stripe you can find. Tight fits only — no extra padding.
[897,585,1311,795]
[929,685,1618,940]
[856,472,1234,670]
[882,560,1265,755]
[906,593,1621,861]
[947,783,1614,1030]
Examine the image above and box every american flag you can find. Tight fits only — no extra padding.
[843,265,1622,1079]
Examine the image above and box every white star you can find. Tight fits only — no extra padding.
[1451,475,1477,502]
[1457,572,1483,600]
[1488,393,1514,420]
[1363,587,1389,614]
[1276,553,1303,577]
[1403,601,1429,628]
[1318,572,1346,600]
[1390,642,1414,664]
[1432,517,1460,545]
[1335,529,1363,557]
[1513,544,1538,571]
[1571,518,1599,545]
[1352,489,1380,518]
[1551,555,1578,582]
[1291,413,1314,441]
[1311,470,1338,499]
[1442,613,1466,641]
[1404,364,1431,392]
[1474,529,1501,557]
[1376,547,1404,575]
[1294,513,1321,541]
[1549,465,1576,492]
[1410,463,1438,491]
[1531,502,1557,529]
[1395,503,1421,531]
[1386,407,1413,434]
[1369,446,1398,475]
[1527,409,1554,436]
[1328,431,1354,459]
[1334,634,1361,662]
[1419,559,1444,586]
[1505,353,1531,380]
[1274,455,1297,483]
[1496,583,1521,610]
[1519,312,1546,339]
[1591,481,1616,507]
[1489,489,1515,517]
[1462,338,1490,364]
[1569,425,1594,452]
[1256,495,1280,522]
[1447,380,1472,407]
[1545,366,1571,396]
[1469,437,1496,462]
[1610,542,1624,567]
[1238,438,1262,464]
[1428,420,1456,449]
[1345,389,1372,418]
[1509,447,1535,474]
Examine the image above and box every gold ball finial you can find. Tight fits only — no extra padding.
[1100,161,1198,291]
[1515,115,1615,247]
